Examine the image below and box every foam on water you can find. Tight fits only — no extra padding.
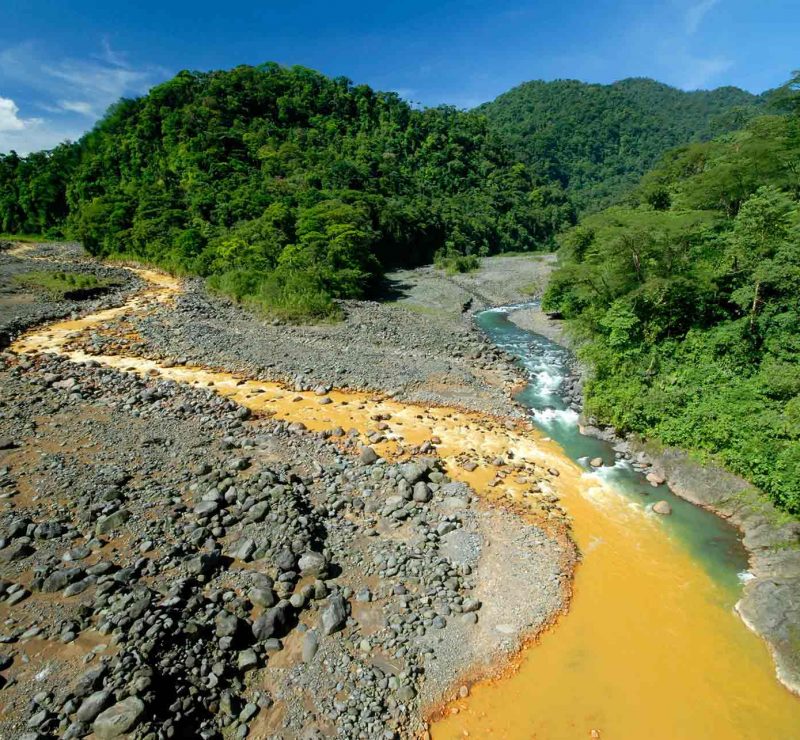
[533,407,579,426]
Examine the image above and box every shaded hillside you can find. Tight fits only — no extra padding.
[480,77,763,211]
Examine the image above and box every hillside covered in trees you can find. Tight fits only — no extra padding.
[0,63,574,318]
[543,81,800,514]
[480,78,764,212]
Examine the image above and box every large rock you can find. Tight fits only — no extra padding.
[736,576,800,694]
[252,601,292,641]
[302,630,319,662]
[298,551,327,578]
[76,690,111,723]
[95,509,130,536]
[359,447,378,465]
[412,481,431,503]
[0,541,34,562]
[92,696,145,739]
[399,461,427,484]
[42,567,82,593]
[227,538,256,562]
[215,609,242,638]
[186,550,221,577]
[249,586,277,608]
[321,594,348,636]
[652,500,672,515]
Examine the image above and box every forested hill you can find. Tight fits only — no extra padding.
[0,63,573,318]
[479,77,763,211]
[543,79,800,514]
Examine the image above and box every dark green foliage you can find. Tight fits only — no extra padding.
[0,64,574,318]
[544,102,800,514]
[480,77,764,212]
[0,144,80,236]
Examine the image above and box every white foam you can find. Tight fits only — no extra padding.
[738,571,756,584]
[535,370,562,393]
[533,407,579,426]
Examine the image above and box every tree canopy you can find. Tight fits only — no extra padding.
[544,103,800,514]
[0,63,574,317]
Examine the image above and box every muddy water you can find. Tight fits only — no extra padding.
[11,273,800,739]
[432,308,800,739]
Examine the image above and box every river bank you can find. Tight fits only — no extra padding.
[2,242,798,738]
[0,243,575,738]
[508,302,800,696]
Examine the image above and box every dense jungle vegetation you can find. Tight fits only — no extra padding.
[0,63,573,318]
[543,77,800,513]
[480,78,763,212]
[2,61,798,513]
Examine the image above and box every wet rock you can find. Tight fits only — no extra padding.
[652,500,672,515]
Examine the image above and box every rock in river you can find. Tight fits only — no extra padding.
[652,500,672,515]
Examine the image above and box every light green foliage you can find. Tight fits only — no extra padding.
[13,270,120,300]
[434,252,480,275]
[544,96,800,514]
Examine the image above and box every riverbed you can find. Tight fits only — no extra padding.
[11,268,800,738]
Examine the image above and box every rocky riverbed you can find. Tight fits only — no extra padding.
[0,243,573,738]
[0,242,144,352]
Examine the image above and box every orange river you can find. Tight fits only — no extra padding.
[10,268,800,739]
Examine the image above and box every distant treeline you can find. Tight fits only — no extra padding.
[480,77,766,212]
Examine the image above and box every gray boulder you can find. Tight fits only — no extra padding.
[92,696,145,739]
[321,594,348,635]
[252,601,292,641]
[76,690,111,723]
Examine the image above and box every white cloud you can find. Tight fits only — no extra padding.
[0,97,84,154]
[0,40,168,153]
[0,97,27,131]
[57,100,95,117]
[41,56,159,117]
[685,0,720,35]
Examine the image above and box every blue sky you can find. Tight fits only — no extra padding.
[0,0,797,153]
